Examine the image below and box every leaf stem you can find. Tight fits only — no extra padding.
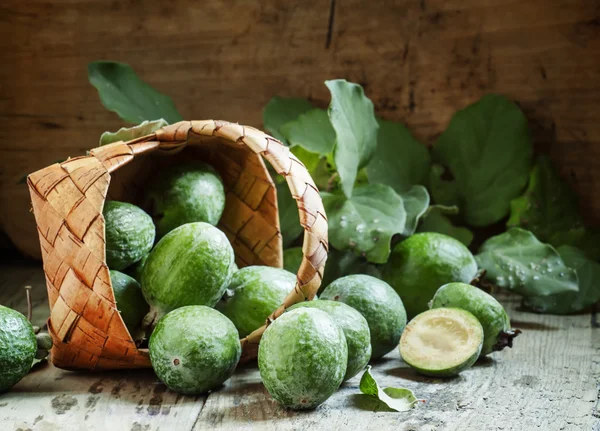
[25,285,32,322]
[326,173,339,192]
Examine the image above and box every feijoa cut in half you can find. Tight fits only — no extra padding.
[399,308,483,377]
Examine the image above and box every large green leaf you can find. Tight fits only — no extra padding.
[431,94,533,226]
[88,61,183,124]
[326,80,379,198]
[99,119,168,146]
[547,228,600,262]
[277,182,303,248]
[475,228,578,297]
[290,146,332,191]
[399,185,430,237]
[507,156,581,239]
[523,245,600,314]
[322,184,406,264]
[359,366,423,412]
[418,205,473,246]
[367,120,431,193]
[262,97,313,144]
[281,109,335,155]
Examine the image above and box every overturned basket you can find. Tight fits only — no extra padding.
[27,120,328,370]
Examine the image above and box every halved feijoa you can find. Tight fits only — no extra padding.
[399,308,483,377]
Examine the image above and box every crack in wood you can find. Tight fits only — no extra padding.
[325,0,336,49]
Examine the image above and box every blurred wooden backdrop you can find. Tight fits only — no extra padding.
[1,0,599,258]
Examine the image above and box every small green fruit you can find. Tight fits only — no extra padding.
[103,201,155,271]
[109,270,149,339]
[400,308,483,377]
[381,232,478,318]
[0,305,37,392]
[141,222,235,325]
[146,163,226,238]
[258,308,347,409]
[431,282,520,356]
[288,300,371,381]
[320,274,406,360]
[216,266,296,338]
[149,306,241,395]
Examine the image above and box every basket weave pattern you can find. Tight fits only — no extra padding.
[27,120,328,370]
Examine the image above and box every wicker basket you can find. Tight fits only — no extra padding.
[27,120,328,370]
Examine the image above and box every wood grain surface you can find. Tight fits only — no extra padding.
[1,262,598,430]
[1,0,599,258]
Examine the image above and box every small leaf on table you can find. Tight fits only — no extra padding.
[88,61,183,124]
[262,97,314,144]
[523,245,600,314]
[281,108,335,155]
[326,79,379,198]
[430,94,533,227]
[100,119,168,146]
[366,119,431,193]
[418,205,474,246]
[475,228,578,297]
[359,366,424,412]
[322,184,407,264]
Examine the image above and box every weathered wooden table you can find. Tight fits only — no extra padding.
[1,261,598,431]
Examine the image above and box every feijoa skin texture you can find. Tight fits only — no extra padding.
[400,308,484,377]
[288,300,371,381]
[216,266,296,338]
[141,222,235,322]
[149,306,241,395]
[103,201,156,271]
[0,305,37,392]
[146,163,226,238]
[258,308,347,409]
[381,232,478,318]
[431,282,518,356]
[109,270,149,338]
[320,274,407,360]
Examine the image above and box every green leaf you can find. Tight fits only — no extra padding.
[428,164,460,206]
[399,185,430,237]
[277,182,303,248]
[507,155,582,239]
[281,109,335,155]
[290,146,333,191]
[367,119,431,193]
[262,97,314,144]
[283,247,304,274]
[326,79,379,198]
[359,366,423,412]
[547,228,600,262]
[99,119,168,146]
[418,205,474,246]
[320,248,381,292]
[322,184,406,264]
[431,94,533,226]
[475,228,578,297]
[523,245,600,314]
[88,61,183,124]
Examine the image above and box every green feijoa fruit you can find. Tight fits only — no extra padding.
[149,306,241,395]
[103,200,156,271]
[431,282,520,356]
[146,162,226,238]
[216,266,296,338]
[288,300,371,381]
[125,253,149,283]
[320,274,406,360]
[141,222,235,325]
[109,270,149,339]
[283,247,303,274]
[400,308,483,377]
[0,305,37,392]
[258,308,347,409]
[381,232,478,318]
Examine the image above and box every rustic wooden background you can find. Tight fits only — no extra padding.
[1,0,599,258]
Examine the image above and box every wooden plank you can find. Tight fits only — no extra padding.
[0,262,599,430]
[1,0,599,258]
